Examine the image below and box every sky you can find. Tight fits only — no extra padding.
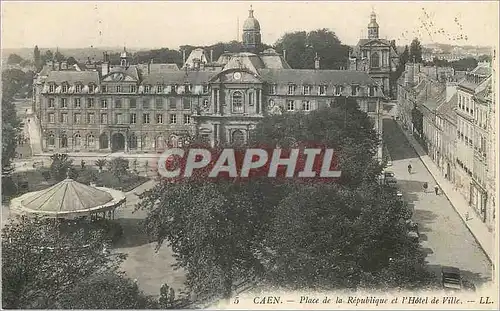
[1,1,498,50]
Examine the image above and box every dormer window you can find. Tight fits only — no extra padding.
[116,85,121,93]
[269,84,277,95]
[335,86,343,96]
[157,84,163,93]
[75,84,82,93]
[351,85,360,96]
[185,84,192,93]
[49,84,55,93]
[369,86,377,97]
[144,85,150,93]
[102,85,107,93]
[303,85,311,95]
[130,85,136,93]
[288,84,296,95]
[62,84,68,93]
[203,84,209,94]
[89,84,95,93]
[319,85,327,96]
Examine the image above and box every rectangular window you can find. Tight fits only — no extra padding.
[203,84,209,94]
[130,113,136,124]
[156,114,163,124]
[74,98,81,108]
[288,84,296,95]
[89,84,95,93]
[130,85,136,93]
[270,84,277,95]
[183,98,191,110]
[369,86,377,97]
[143,113,150,124]
[249,92,255,106]
[87,113,95,124]
[61,98,67,108]
[334,86,343,96]
[102,85,107,93]
[129,98,136,109]
[302,101,311,111]
[49,84,55,93]
[48,98,55,108]
[287,100,295,111]
[115,99,122,109]
[48,113,55,123]
[74,113,81,124]
[184,114,191,124]
[100,113,108,124]
[143,100,150,110]
[87,98,94,108]
[303,85,311,95]
[116,85,121,93]
[368,102,377,112]
[157,85,164,93]
[75,84,82,93]
[319,85,327,95]
[169,98,177,109]
[144,85,150,93]
[169,114,177,124]
[62,85,68,93]
[60,113,68,123]
[155,98,163,109]
[100,99,107,109]
[115,113,123,124]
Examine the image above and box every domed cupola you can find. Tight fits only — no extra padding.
[367,10,379,39]
[242,5,262,52]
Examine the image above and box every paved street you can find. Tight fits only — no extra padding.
[383,117,493,288]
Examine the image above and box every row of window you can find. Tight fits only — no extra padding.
[46,133,172,149]
[47,112,192,125]
[270,84,377,97]
[46,97,198,110]
[48,83,211,95]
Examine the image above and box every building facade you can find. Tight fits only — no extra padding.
[349,11,399,99]
[33,7,384,160]
[454,63,494,229]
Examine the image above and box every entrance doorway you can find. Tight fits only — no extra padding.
[111,133,125,152]
[99,133,109,149]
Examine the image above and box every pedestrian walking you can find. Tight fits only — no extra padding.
[407,163,412,174]
[434,184,439,195]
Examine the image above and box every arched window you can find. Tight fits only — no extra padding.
[155,135,165,150]
[129,133,138,149]
[74,133,81,147]
[60,134,68,148]
[232,91,244,113]
[99,133,108,149]
[170,135,179,148]
[232,130,245,146]
[371,52,380,68]
[48,133,55,146]
[87,134,95,148]
[142,135,150,150]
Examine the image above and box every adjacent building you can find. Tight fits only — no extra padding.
[349,11,399,99]
[33,7,385,160]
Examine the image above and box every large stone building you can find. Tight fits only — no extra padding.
[349,11,399,99]
[33,7,384,159]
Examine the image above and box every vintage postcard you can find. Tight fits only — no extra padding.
[1,1,498,309]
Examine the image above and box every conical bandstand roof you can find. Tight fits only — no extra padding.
[20,178,114,213]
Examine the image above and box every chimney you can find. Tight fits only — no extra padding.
[148,60,151,75]
[58,62,61,71]
[314,53,320,70]
[101,62,109,76]
[283,49,287,61]
[182,50,186,65]
[210,50,213,63]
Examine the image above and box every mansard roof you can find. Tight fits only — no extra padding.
[45,71,100,84]
[141,71,217,85]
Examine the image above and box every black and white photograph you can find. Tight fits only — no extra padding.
[1,1,498,309]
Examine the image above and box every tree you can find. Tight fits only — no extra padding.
[409,38,423,63]
[57,272,157,309]
[107,157,129,183]
[41,50,54,64]
[49,153,74,181]
[66,56,78,66]
[34,45,42,71]
[392,45,409,82]
[54,50,66,62]
[2,217,126,308]
[274,29,349,69]
[95,159,107,173]
[7,53,24,65]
